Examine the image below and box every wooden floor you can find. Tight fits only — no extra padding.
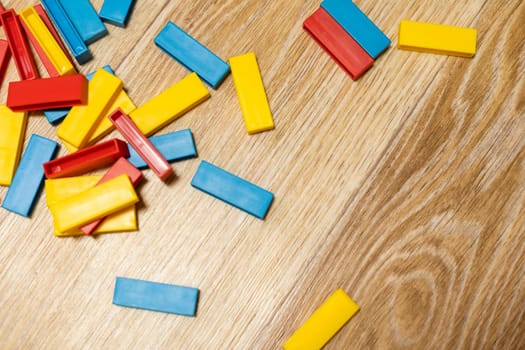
[0,0,524,348]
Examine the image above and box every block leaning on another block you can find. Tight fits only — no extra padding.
[0,106,27,186]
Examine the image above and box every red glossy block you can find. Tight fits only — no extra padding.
[43,139,130,178]
[303,8,374,80]
[0,39,10,86]
[20,18,59,77]
[7,74,88,111]
[109,108,173,181]
[0,9,39,80]
[81,157,143,235]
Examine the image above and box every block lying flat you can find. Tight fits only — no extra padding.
[99,0,135,27]
[58,0,107,44]
[191,160,274,219]
[0,106,27,186]
[0,39,10,86]
[113,277,199,316]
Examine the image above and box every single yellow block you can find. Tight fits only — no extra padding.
[398,20,477,57]
[19,6,76,75]
[129,72,209,136]
[48,174,139,232]
[57,69,123,149]
[0,106,27,186]
[283,289,360,350]
[229,52,274,134]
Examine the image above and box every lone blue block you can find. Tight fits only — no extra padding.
[191,160,274,219]
[58,0,108,44]
[113,277,199,316]
[1,135,58,217]
[127,129,197,169]
[99,0,135,27]
[41,0,92,64]
[321,0,391,59]
[154,21,230,89]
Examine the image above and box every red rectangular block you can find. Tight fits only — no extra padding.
[0,39,10,86]
[7,74,88,111]
[109,108,173,181]
[43,139,130,178]
[303,8,374,80]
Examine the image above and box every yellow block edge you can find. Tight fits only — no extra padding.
[0,105,27,186]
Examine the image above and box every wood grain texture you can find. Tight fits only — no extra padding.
[0,0,524,348]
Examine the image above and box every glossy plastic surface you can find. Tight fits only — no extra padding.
[58,0,107,44]
[0,105,27,186]
[99,0,135,27]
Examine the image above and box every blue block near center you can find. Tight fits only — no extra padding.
[58,0,108,44]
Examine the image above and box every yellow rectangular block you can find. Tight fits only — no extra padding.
[398,20,477,57]
[283,289,360,350]
[48,174,139,232]
[129,72,209,136]
[19,6,76,76]
[57,68,123,149]
[0,105,27,186]
[229,52,274,134]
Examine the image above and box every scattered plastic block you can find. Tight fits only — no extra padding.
[1,134,58,217]
[7,74,88,112]
[0,39,11,87]
[110,109,173,181]
[0,9,39,80]
[0,106,27,186]
[57,69,123,149]
[229,52,275,134]
[58,0,107,44]
[130,73,209,136]
[321,0,390,59]
[43,138,129,178]
[81,157,143,235]
[127,129,197,169]
[20,6,76,77]
[283,289,360,350]
[398,20,477,57]
[48,174,139,232]
[304,8,374,80]
[41,0,92,64]
[99,0,135,27]
[191,160,273,219]
[113,277,199,316]
[155,21,230,89]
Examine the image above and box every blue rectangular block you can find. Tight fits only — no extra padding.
[41,0,92,64]
[99,0,135,28]
[58,0,108,44]
[154,21,230,89]
[2,134,58,217]
[321,0,390,59]
[191,160,274,219]
[113,277,199,316]
[127,129,197,169]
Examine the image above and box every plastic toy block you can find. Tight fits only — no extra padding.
[21,17,59,77]
[0,39,10,87]
[129,73,209,136]
[113,277,199,316]
[80,157,143,235]
[398,20,477,57]
[7,74,88,112]
[0,9,39,80]
[99,0,135,27]
[43,138,129,178]
[128,129,197,169]
[321,0,390,59]
[57,69,123,149]
[191,160,274,219]
[110,109,173,181]
[41,0,92,64]
[304,8,374,80]
[49,174,139,232]
[229,52,275,134]
[58,0,107,45]
[283,289,360,350]
[154,21,230,89]
[1,135,58,217]
[0,106,27,186]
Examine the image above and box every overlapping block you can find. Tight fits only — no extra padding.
[58,0,107,44]
[0,106,27,186]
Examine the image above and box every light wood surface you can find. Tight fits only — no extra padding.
[1,0,524,348]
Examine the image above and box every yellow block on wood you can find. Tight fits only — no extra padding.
[0,105,27,186]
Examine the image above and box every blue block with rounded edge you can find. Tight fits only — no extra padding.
[113,277,199,316]
[154,21,230,89]
[1,134,58,217]
[191,160,274,219]
[321,0,390,59]
[41,0,92,64]
[58,0,108,44]
[127,129,197,169]
[99,0,135,28]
